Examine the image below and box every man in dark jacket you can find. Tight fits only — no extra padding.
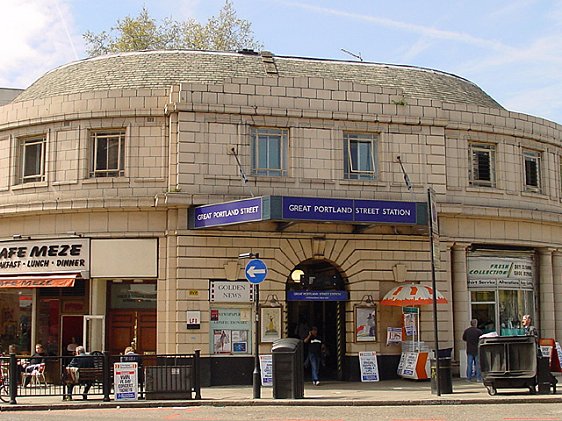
[462,319,483,382]
[23,344,46,386]
[65,346,94,400]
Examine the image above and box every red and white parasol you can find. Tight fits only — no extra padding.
[380,283,448,307]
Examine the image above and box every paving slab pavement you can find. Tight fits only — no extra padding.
[1,377,561,411]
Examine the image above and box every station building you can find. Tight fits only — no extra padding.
[0,50,561,385]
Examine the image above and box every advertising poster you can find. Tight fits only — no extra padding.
[261,307,282,342]
[209,307,251,355]
[359,351,380,382]
[259,354,273,386]
[355,306,377,342]
[114,362,138,401]
[386,327,403,345]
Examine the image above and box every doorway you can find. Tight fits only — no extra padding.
[286,259,347,381]
[107,281,156,355]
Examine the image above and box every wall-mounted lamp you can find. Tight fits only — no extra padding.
[290,269,305,283]
[238,252,259,259]
[12,234,31,240]
[360,294,375,306]
[263,294,281,306]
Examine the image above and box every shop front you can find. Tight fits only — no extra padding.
[0,238,90,356]
[467,253,535,335]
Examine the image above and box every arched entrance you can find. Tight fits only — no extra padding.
[286,259,347,381]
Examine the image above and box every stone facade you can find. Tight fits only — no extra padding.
[0,51,561,384]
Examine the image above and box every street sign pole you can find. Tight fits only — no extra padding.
[428,187,441,396]
[253,283,260,399]
[241,253,268,399]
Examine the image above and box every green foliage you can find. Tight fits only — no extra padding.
[83,1,263,57]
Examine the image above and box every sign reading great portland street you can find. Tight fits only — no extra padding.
[0,238,90,275]
[190,196,424,229]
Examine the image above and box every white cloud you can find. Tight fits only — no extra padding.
[0,0,83,88]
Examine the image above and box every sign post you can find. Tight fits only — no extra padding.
[241,253,268,399]
[427,187,441,396]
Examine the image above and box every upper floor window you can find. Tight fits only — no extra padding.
[469,143,496,187]
[344,132,377,180]
[523,149,541,193]
[18,135,46,184]
[250,127,288,176]
[90,130,125,178]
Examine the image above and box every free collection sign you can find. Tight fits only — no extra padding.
[114,362,139,401]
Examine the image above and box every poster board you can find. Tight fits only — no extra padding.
[260,307,282,343]
[209,307,251,354]
[355,306,377,342]
[359,351,380,382]
[114,362,139,401]
[259,354,273,386]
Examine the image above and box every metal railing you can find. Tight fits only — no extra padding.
[0,350,201,405]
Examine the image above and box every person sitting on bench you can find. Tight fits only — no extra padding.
[65,346,94,400]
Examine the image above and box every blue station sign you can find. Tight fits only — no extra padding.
[287,290,349,301]
[189,196,427,229]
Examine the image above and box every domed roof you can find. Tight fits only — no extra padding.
[14,50,502,109]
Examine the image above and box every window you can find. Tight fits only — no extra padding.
[90,130,125,178]
[344,132,377,180]
[18,136,46,184]
[469,143,495,187]
[523,149,541,192]
[250,127,288,176]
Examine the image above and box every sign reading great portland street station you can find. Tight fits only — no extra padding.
[0,238,90,275]
[190,196,427,229]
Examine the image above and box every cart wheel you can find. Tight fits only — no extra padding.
[486,385,497,396]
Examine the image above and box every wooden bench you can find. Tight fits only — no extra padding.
[63,367,104,387]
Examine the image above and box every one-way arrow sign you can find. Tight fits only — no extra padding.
[245,259,268,284]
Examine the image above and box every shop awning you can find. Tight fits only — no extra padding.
[0,273,80,288]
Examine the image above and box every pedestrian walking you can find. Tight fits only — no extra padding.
[304,326,323,385]
[462,318,483,382]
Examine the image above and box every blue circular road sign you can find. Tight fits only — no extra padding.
[245,259,268,284]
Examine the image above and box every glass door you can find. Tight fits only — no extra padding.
[470,290,496,334]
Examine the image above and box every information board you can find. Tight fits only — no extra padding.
[359,351,380,382]
[114,362,139,401]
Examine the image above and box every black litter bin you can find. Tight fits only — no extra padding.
[430,357,453,394]
[479,335,538,395]
[271,338,304,399]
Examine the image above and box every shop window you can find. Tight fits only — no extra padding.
[110,283,156,309]
[498,289,534,335]
[90,130,125,178]
[523,149,541,192]
[469,143,495,187]
[17,135,46,184]
[0,290,32,353]
[250,127,288,176]
[343,132,378,180]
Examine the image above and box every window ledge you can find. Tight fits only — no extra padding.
[521,190,547,199]
[339,180,385,187]
[465,186,504,195]
[82,177,130,185]
[12,181,48,191]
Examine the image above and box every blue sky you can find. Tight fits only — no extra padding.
[2,0,562,124]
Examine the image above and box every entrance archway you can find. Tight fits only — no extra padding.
[286,259,347,381]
